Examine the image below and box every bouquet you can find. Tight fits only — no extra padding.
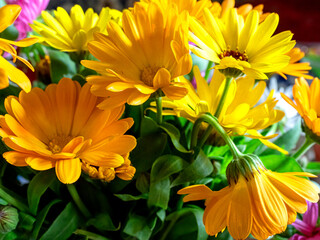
[0,0,319,239]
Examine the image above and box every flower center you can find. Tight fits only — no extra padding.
[141,66,160,87]
[48,136,72,154]
[219,48,248,62]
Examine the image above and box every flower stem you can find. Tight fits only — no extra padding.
[292,136,315,160]
[198,113,243,159]
[0,185,29,212]
[74,229,110,240]
[156,95,163,125]
[197,125,213,149]
[204,61,213,80]
[214,76,233,118]
[190,117,203,150]
[67,184,91,218]
[160,214,179,240]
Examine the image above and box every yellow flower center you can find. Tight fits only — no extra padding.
[219,48,248,62]
[141,66,160,87]
[48,136,72,154]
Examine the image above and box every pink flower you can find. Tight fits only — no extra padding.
[5,0,49,39]
[290,201,320,240]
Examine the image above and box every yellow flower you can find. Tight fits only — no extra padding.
[277,48,313,80]
[189,8,295,79]
[217,0,269,22]
[31,5,122,52]
[81,1,192,109]
[282,77,320,137]
[178,169,319,239]
[140,0,221,23]
[0,78,136,184]
[157,66,286,153]
[0,5,37,92]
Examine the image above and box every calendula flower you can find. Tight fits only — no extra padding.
[290,201,320,240]
[217,0,269,22]
[282,77,320,138]
[157,66,286,153]
[140,0,221,23]
[0,78,136,184]
[5,0,50,39]
[82,1,192,109]
[189,8,295,79]
[277,48,313,80]
[178,154,320,240]
[0,4,37,92]
[31,4,122,52]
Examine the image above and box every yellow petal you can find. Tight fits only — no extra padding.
[55,158,82,184]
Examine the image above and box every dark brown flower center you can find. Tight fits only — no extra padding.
[218,49,248,61]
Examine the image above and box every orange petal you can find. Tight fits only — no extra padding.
[26,156,56,170]
[55,158,82,184]
[3,151,28,166]
[153,68,171,89]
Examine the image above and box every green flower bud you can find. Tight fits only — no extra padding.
[226,153,265,185]
[0,206,19,233]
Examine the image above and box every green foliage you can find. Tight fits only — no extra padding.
[48,50,76,83]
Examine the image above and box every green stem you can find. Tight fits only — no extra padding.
[214,76,233,118]
[74,229,110,240]
[292,136,315,160]
[156,95,163,125]
[67,184,91,218]
[190,117,203,150]
[0,186,29,212]
[160,214,179,240]
[197,125,213,149]
[204,61,213,81]
[198,113,243,160]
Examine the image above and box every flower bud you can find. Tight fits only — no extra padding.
[0,206,19,233]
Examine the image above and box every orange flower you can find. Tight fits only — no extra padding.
[179,169,319,239]
[0,5,38,92]
[282,77,320,137]
[82,1,192,109]
[0,78,136,184]
[277,48,313,80]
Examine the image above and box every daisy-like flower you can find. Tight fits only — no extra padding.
[178,155,320,240]
[0,4,37,92]
[82,1,192,109]
[30,4,122,52]
[156,66,286,153]
[140,0,221,23]
[189,8,296,79]
[290,201,320,240]
[0,78,136,184]
[277,48,313,80]
[282,77,320,138]
[5,0,50,39]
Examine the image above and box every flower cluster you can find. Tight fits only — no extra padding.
[0,0,318,240]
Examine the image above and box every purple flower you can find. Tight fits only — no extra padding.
[5,0,49,39]
[290,201,320,240]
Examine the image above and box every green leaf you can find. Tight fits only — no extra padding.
[165,206,207,240]
[27,169,57,215]
[123,214,153,240]
[86,213,119,232]
[48,50,76,83]
[260,121,301,155]
[147,178,170,209]
[305,162,320,175]
[0,25,18,41]
[171,150,213,187]
[151,155,186,182]
[40,203,82,240]
[32,199,62,240]
[32,81,47,90]
[18,212,36,231]
[159,122,191,153]
[131,133,167,173]
[140,117,159,137]
[136,173,150,194]
[114,194,147,202]
[260,155,303,172]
